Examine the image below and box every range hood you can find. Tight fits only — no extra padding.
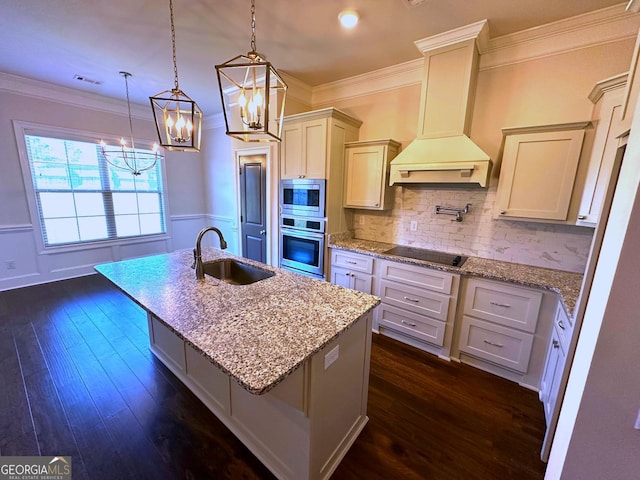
[390,20,493,187]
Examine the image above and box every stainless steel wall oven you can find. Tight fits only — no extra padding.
[279,215,325,279]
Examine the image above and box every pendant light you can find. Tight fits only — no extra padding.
[150,0,202,152]
[100,72,160,176]
[215,0,288,142]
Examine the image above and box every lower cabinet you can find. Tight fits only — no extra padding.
[540,302,570,426]
[455,277,556,389]
[329,249,374,294]
[376,259,460,359]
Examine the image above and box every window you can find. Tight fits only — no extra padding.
[23,133,166,247]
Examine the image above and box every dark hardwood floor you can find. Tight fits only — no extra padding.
[0,274,547,479]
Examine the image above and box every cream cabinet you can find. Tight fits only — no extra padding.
[496,122,590,222]
[458,278,543,374]
[343,139,400,210]
[540,302,570,425]
[280,108,362,180]
[281,118,327,179]
[330,249,374,294]
[576,73,627,227]
[376,259,459,358]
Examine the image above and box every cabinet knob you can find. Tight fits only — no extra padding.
[499,210,507,215]
[374,203,379,207]
[557,319,566,330]
[578,215,587,220]
[552,339,560,349]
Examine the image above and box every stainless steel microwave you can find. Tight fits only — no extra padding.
[280,178,326,217]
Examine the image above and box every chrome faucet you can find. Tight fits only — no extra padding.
[193,226,228,279]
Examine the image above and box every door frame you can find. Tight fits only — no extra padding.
[234,145,276,265]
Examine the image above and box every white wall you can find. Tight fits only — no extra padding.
[0,79,207,290]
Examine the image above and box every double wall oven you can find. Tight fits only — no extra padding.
[279,179,326,279]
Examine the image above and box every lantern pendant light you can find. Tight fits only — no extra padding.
[100,72,160,176]
[215,0,287,142]
[150,0,202,152]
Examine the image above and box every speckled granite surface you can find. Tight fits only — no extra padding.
[95,248,380,395]
[328,235,584,317]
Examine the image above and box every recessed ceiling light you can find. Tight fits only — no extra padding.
[338,10,359,29]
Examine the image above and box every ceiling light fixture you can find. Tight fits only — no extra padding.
[215,0,288,142]
[338,10,359,29]
[100,72,160,176]
[150,0,202,152]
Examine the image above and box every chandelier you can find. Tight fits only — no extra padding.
[150,0,202,152]
[215,0,287,142]
[100,72,160,176]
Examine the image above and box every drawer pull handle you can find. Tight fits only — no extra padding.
[345,260,357,265]
[557,319,566,330]
[403,296,420,303]
[401,320,417,327]
[552,339,560,349]
[483,340,504,348]
[490,301,511,308]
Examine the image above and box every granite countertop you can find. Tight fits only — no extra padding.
[95,248,380,395]
[328,236,584,317]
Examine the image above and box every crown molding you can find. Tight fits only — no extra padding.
[414,19,489,53]
[588,71,628,103]
[312,3,640,105]
[479,3,640,70]
[0,72,153,120]
[312,58,423,106]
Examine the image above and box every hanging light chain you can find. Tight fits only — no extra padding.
[122,72,136,151]
[169,0,180,90]
[250,0,257,53]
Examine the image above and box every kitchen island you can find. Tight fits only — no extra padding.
[95,248,380,480]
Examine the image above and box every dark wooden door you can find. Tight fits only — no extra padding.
[239,154,267,263]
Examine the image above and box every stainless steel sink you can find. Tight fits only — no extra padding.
[202,259,275,285]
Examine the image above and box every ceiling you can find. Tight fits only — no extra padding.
[0,0,629,116]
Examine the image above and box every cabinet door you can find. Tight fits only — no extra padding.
[330,267,353,289]
[344,145,385,209]
[352,271,373,294]
[496,129,585,221]
[577,94,624,226]
[281,122,303,179]
[302,119,328,179]
[540,327,565,425]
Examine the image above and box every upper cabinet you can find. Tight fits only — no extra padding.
[495,122,590,222]
[576,73,627,227]
[280,108,362,180]
[343,139,400,210]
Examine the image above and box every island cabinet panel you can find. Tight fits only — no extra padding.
[375,259,460,359]
[185,344,231,414]
[147,308,373,480]
[148,315,186,373]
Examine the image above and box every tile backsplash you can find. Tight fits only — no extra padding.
[351,185,593,273]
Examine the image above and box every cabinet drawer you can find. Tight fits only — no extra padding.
[378,304,446,347]
[464,279,542,333]
[331,250,374,274]
[379,279,450,321]
[379,259,454,294]
[458,316,534,373]
[149,315,186,372]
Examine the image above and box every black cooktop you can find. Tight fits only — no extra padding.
[383,246,467,267]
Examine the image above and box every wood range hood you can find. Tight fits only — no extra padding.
[389,20,493,187]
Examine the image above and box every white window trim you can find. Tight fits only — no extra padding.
[13,120,172,254]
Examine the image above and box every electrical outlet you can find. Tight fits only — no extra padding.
[410,220,418,232]
[5,260,15,270]
[324,345,339,370]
